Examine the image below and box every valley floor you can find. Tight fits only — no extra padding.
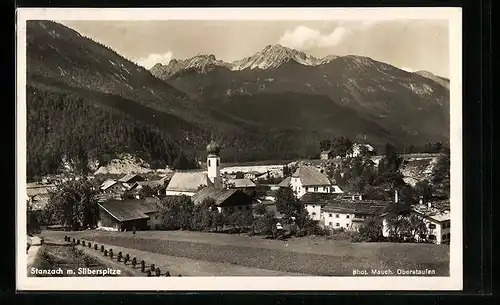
[41,230,450,276]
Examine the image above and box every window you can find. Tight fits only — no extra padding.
[329,222,332,226]
[336,223,340,227]
[312,205,315,208]
[314,187,318,192]
[208,160,211,167]
[429,224,436,229]
[447,233,451,239]
[429,235,436,240]
[312,212,316,216]
[442,234,447,240]
[336,214,339,218]
[346,224,349,228]
[346,215,350,219]
[217,160,219,166]
[329,213,332,217]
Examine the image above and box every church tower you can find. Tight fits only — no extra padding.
[206,140,222,188]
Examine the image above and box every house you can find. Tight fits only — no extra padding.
[321,201,388,231]
[100,180,129,200]
[411,200,450,244]
[300,192,344,221]
[118,174,146,184]
[26,183,57,212]
[191,187,253,216]
[320,150,335,160]
[226,178,257,196]
[97,197,161,231]
[382,199,450,245]
[166,140,222,196]
[286,166,343,198]
[347,143,375,158]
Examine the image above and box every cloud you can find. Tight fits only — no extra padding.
[136,51,173,69]
[278,26,350,51]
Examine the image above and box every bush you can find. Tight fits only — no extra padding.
[100,245,104,252]
[109,249,113,258]
[88,242,92,248]
[76,239,80,245]
[72,238,76,243]
[155,267,160,276]
[132,257,137,267]
[141,260,145,272]
[94,244,98,250]
[82,241,85,246]
[104,250,108,256]
[147,270,151,277]
[165,271,171,277]
[125,254,130,261]
[150,263,155,271]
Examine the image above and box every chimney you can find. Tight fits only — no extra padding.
[394,190,399,203]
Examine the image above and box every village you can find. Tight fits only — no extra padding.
[27,139,451,246]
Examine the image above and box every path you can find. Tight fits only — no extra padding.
[26,236,42,272]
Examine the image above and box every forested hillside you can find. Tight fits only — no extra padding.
[26,86,197,180]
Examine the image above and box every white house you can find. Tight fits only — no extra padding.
[284,166,343,198]
[382,200,451,245]
[321,202,387,231]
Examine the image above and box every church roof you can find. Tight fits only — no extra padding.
[292,166,331,186]
[166,171,213,192]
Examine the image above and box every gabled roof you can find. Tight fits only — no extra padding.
[292,166,331,186]
[98,198,158,222]
[228,178,256,188]
[277,176,291,187]
[166,171,213,192]
[118,174,145,183]
[192,187,247,206]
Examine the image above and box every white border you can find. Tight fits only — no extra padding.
[16,7,463,291]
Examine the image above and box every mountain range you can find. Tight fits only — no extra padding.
[26,20,450,177]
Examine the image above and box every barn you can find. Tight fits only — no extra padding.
[97,197,161,231]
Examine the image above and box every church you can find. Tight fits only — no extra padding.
[165,140,224,196]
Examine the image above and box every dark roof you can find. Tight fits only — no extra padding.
[192,187,250,206]
[322,201,388,216]
[300,192,344,203]
[292,166,331,186]
[98,198,159,222]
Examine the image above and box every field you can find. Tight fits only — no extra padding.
[43,230,450,276]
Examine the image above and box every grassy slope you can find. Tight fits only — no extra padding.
[61,230,449,276]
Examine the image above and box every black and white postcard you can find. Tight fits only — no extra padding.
[16,7,463,291]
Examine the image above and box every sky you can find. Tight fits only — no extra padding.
[59,19,450,78]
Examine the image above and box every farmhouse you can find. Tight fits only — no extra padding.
[27,183,56,211]
[97,197,161,231]
[285,166,343,198]
[321,201,388,232]
[192,187,253,216]
[300,192,344,221]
